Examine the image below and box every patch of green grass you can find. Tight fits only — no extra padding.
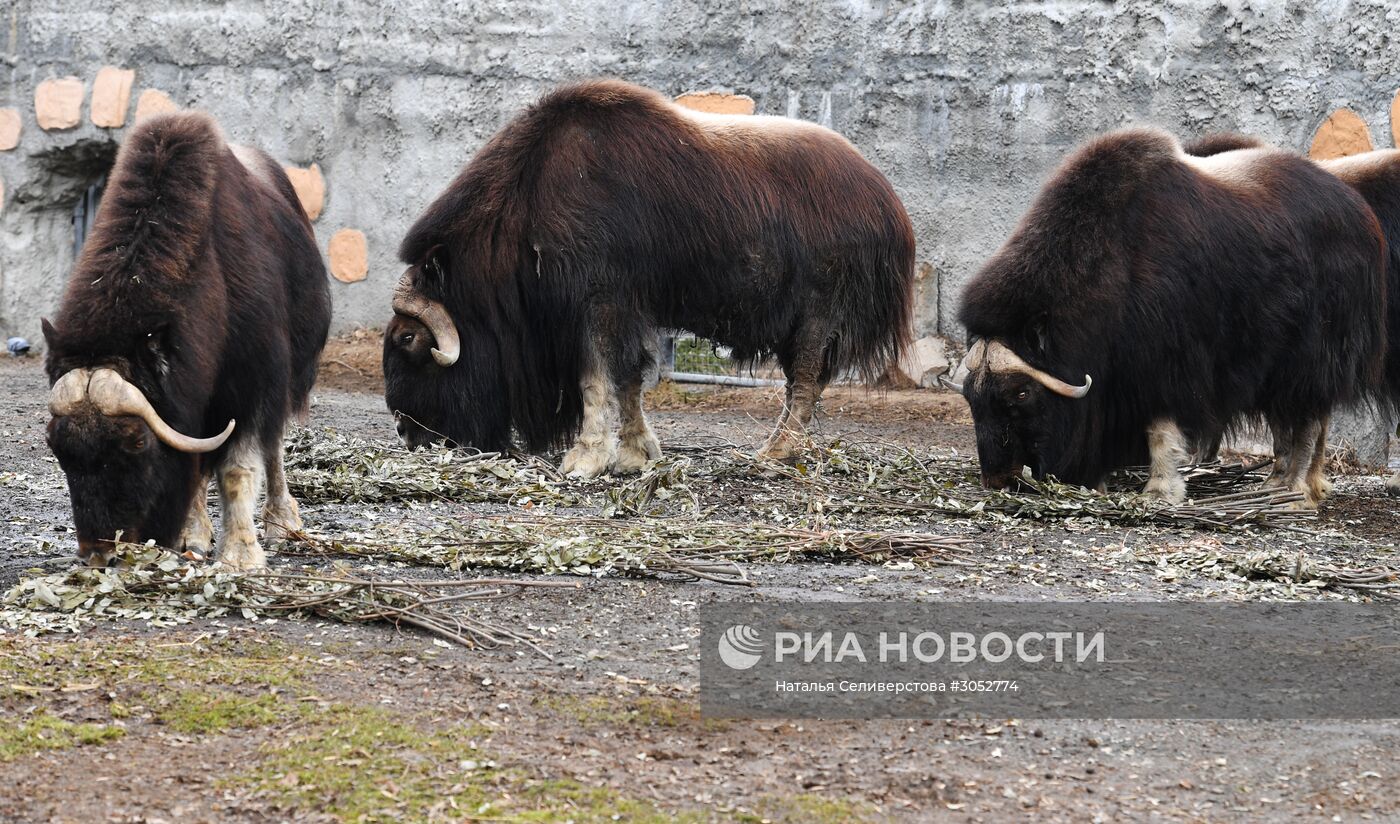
[536,693,727,731]
[512,778,704,823]
[229,704,695,823]
[742,794,877,824]
[234,704,491,822]
[0,714,124,761]
[152,689,292,735]
[1,636,329,698]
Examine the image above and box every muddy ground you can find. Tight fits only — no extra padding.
[4,342,1400,823]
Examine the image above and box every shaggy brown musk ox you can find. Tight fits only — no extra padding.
[382,80,915,478]
[43,112,331,569]
[958,127,1385,508]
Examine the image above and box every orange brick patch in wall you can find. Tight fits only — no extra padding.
[1309,109,1374,160]
[135,89,179,122]
[328,229,368,283]
[35,77,84,131]
[0,109,19,151]
[283,163,326,221]
[91,67,136,128]
[674,91,757,115]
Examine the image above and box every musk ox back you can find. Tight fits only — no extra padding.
[384,80,915,478]
[43,112,331,568]
[959,127,1385,507]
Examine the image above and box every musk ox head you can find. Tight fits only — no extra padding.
[957,338,1092,490]
[42,321,234,566]
[381,247,512,452]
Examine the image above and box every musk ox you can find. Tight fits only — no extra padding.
[1188,133,1400,493]
[383,80,915,478]
[958,127,1386,507]
[43,112,331,569]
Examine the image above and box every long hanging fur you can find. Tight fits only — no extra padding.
[960,127,1386,486]
[392,79,916,453]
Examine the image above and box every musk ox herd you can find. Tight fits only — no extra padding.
[38,79,1400,569]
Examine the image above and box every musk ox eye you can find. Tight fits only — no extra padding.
[1016,388,1030,402]
[399,332,415,346]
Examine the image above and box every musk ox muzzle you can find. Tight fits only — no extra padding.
[49,367,235,453]
[392,271,460,367]
[963,340,1092,398]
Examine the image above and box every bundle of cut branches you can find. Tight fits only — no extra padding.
[1142,544,1400,598]
[283,428,571,507]
[0,542,574,652]
[289,515,977,584]
[694,442,1315,529]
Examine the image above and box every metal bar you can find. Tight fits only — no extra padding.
[662,370,786,388]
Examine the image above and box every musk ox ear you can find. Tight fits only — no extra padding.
[1025,314,1050,357]
[41,318,60,349]
[423,244,448,283]
[144,325,173,378]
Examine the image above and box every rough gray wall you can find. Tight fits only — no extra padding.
[3,0,1399,345]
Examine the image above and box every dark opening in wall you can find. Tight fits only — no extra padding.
[22,139,119,255]
[72,180,105,256]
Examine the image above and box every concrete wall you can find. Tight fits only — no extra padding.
[3,0,1400,345]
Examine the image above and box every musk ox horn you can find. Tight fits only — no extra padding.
[967,340,1092,399]
[49,368,236,453]
[392,274,460,368]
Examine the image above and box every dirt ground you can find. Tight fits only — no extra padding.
[4,339,1400,823]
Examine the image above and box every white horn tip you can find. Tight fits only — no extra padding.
[1072,375,1093,398]
[431,348,458,367]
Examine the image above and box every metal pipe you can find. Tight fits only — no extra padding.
[661,371,786,388]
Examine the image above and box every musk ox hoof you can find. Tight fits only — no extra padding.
[756,432,807,464]
[561,441,617,480]
[1308,475,1335,503]
[1142,475,1187,504]
[217,532,267,571]
[1387,473,1400,497]
[263,498,303,542]
[178,526,213,560]
[610,432,661,475]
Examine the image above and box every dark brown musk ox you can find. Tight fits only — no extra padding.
[42,112,331,569]
[956,127,1386,508]
[1187,132,1400,494]
[382,79,915,478]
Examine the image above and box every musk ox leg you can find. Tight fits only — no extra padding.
[1303,420,1333,506]
[758,338,828,463]
[1265,421,1330,509]
[610,379,661,475]
[1263,426,1297,489]
[178,477,214,559]
[262,439,303,541]
[560,358,618,480]
[1142,419,1188,503]
[216,440,267,571]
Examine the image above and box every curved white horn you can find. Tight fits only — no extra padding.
[50,367,235,453]
[985,341,1092,399]
[393,273,460,367]
[49,368,94,417]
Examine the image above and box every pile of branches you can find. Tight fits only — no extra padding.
[290,515,976,585]
[283,428,572,507]
[0,543,573,653]
[1144,545,1400,598]
[657,441,1315,530]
